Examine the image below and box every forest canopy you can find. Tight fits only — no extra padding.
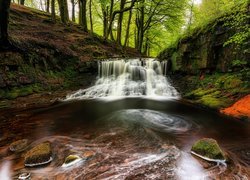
[10,0,249,56]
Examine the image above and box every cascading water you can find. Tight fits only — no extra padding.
[66,58,179,100]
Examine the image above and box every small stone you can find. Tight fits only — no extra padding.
[82,151,95,159]
[24,142,52,167]
[191,138,226,160]
[10,139,28,152]
[18,172,31,180]
[62,155,82,167]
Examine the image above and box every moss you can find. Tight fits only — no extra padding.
[64,155,81,164]
[24,142,52,166]
[191,138,226,160]
[184,88,218,99]
[198,95,229,108]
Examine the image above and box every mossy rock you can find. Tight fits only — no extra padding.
[191,138,226,160]
[9,139,28,152]
[24,142,52,167]
[62,155,82,167]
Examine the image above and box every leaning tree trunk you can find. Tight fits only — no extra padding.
[0,0,11,47]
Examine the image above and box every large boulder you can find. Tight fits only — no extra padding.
[191,138,226,160]
[24,142,52,167]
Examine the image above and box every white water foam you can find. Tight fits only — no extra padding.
[65,59,179,100]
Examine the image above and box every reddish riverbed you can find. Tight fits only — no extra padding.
[0,98,249,179]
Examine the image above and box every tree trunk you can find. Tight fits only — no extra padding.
[0,0,11,47]
[71,0,75,22]
[79,0,87,31]
[89,0,93,33]
[51,0,56,21]
[57,0,69,24]
[46,0,50,13]
[116,0,126,45]
[20,0,25,5]
[124,9,132,47]
[137,1,144,53]
[101,5,108,38]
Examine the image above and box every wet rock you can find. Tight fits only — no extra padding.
[24,142,52,167]
[9,139,28,152]
[82,151,95,159]
[191,138,226,160]
[62,155,82,167]
[18,172,31,180]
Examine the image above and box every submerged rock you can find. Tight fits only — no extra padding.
[24,142,52,167]
[10,139,28,152]
[62,155,82,167]
[191,138,226,160]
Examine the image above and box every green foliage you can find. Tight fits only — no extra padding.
[231,59,248,67]
[223,10,250,47]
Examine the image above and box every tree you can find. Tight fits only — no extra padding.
[51,0,56,21]
[0,0,11,48]
[20,0,25,5]
[46,0,50,13]
[57,0,69,24]
[89,0,93,33]
[71,0,76,22]
[107,0,137,41]
[79,0,88,31]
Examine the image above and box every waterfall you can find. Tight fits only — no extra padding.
[65,58,179,100]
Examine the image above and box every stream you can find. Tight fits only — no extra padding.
[0,59,249,179]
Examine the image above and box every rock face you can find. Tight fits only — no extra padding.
[158,10,249,74]
[24,142,52,167]
[191,138,226,160]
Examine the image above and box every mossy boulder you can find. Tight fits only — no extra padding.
[24,142,52,167]
[191,138,226,160]
[9,139,28,152]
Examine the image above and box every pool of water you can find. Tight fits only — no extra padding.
[0,98,249,179]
